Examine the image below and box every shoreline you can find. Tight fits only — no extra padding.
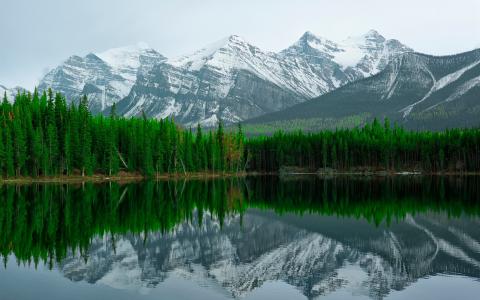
[1,170,479,184]
[0,172,248,184]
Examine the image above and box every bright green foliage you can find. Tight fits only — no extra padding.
[0,91,244,177]
[2,91,479,177]
[4,126,15,177]
[0,122,4,174]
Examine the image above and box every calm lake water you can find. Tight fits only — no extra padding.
[1,176,480,300]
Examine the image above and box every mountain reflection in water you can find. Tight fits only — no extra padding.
[1,176,480,300]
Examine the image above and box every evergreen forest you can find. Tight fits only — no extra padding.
[1,90,479,178]
[0,90,244,177]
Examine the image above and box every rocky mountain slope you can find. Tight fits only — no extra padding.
[57,210,480,299]
[279,30,412,89]
[38,30,411,126]
[38,43,166,113]
[117,31,411,126]
[0,84,28,102]
[247,48,480,131]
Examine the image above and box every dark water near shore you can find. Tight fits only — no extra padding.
[1,176,480,300]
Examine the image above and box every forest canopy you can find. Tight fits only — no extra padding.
[1,89,479,178]
[0,89,244,177]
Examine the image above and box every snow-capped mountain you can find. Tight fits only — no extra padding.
[248,48,480,130]
[0,84,28,102]
[116,35,305,126]
[280,30,413,84]
[37,30,410,126]
[38,43,166,113]
[57,211,480,299]
[116,31,411,126]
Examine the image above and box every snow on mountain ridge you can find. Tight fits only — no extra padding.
[327,30,406,71]
[249,48,480,130]
[169,35,250,71]
[96,42,160,81]
[39,30,412,125]
[295,31,340,56]
[168,34,290,89]
[39,43,166,113]
[282,29,412,76]
[1,85,29,102]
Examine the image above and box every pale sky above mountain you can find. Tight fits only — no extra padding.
[1,0,479,88]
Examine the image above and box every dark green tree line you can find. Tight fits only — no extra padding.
[2,90,480,177]
[0,90,245,177]
[246,118,480,173]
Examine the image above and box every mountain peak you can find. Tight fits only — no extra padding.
[85,53,104,62]
[199,34,250,51]
[280,31,338,56]
[297,31,335,44]
[343,30,386,45]
[361,29,386,44]
[168,34,255,71]
[0,85,28,103]
[300,31,318,40]
[215,34,252,50]
[95,43,162,74]
[202,34,250,51]
[364,29,382,38]
[226,34,246,43]
[96,43,154,62]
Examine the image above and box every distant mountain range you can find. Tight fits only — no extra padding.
[0,84,27,102]
[247,49,480,130]
[38,43,166,113]
[5,30,479,130]
[34,30,413,126]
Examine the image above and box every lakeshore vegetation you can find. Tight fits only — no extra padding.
[1,89,480,178]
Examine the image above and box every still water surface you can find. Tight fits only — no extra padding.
[1,176,480,299]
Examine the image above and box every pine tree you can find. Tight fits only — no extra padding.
[217,121,225,171]
[322,138,328,169]
[235,123,245,171]
[142,122,154,176]
[4,126,15,177]
[110,102,117,118]
[183,130,194,171]
[32,127,44,176]
[13,119,27,176]
[0,125,4,176]
[106,120,119,176]
[195,124,204,171]
[439,148,445,171]
[46,123,58,175]
[64,126,72,175]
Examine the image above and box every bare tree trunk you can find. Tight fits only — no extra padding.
[179,158,187,176]
[117,150,128,169]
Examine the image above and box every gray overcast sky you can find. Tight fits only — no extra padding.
[1,0,479,88]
